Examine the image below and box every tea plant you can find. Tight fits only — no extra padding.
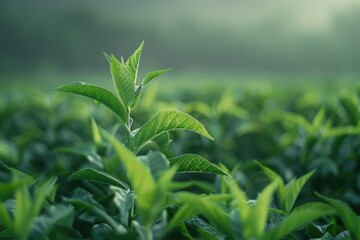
[1,43,359,240]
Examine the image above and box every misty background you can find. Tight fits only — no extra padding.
[1,0,360,87]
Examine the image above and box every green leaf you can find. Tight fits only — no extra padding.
[100,128,160,226]
[110,55,135,108]
[91,118,102,145]
[56,83,128,124]
[126,41,144,84]
[130,84,143,109]
[133,110,213,153]
[138,151,170,180]
[152,132,171,151]
[54,205,76,240]
[169,154,229,176]
[55,145,103,168]
[284,170,315,212]
[64,188,126,236]
[249,180,278,238]
[317,193,360,240]
[179,193,231,235]
[30,205,73,240]
[338,94,360,126]
[111,186,135,227]
[256,162,286,210]
[186,216,225,240]
[0,202,12,231]
[103,52,112,64]
[261,202,336,240]
[68,168,129,190]
[143,68,171,86]
[0,180,32,201]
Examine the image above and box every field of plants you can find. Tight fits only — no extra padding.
[1,44,360,240]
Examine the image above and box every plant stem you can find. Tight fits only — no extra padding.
[126,109,133,151]
[145,225,152,240]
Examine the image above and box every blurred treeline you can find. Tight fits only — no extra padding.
[1,0,360,78]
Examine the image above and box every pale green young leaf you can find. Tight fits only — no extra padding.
[312,108,326,133]
[103,52,112,64]
[110,55,135,108]
[249,180,278,238]
[338,93,360,126]
[91,118,102,145]
[283,112,312,133]
[143,68,171,86]
[0,180,31,201]
[284,170,315,212]
[68,168,129,190]
[56,83,128,124]
[228,181,249,221]
[100,128,159,225]
[261,202,336,240]
[0,202,12,231]
[14,187,32,238]
[317,193,360,239]
[256,162,286,211]
[33,177,57,219]
[126,41,144,84]
[169,154,230,176]
[133,110,213,152]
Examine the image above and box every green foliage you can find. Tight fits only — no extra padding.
[1,43,360,239]
[317,193,360,239]
[133,110,213,153]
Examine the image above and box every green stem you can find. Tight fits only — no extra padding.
[145,224,152,240]
[126,109,133,151]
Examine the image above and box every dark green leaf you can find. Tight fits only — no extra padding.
[55,145,103,168]
[29,205,73,240]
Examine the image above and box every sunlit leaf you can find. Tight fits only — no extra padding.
[143,68,171,86]
[110,55,134,108]
[126,41,144,84]
[133,110,213,152]
[100,128,160,226]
